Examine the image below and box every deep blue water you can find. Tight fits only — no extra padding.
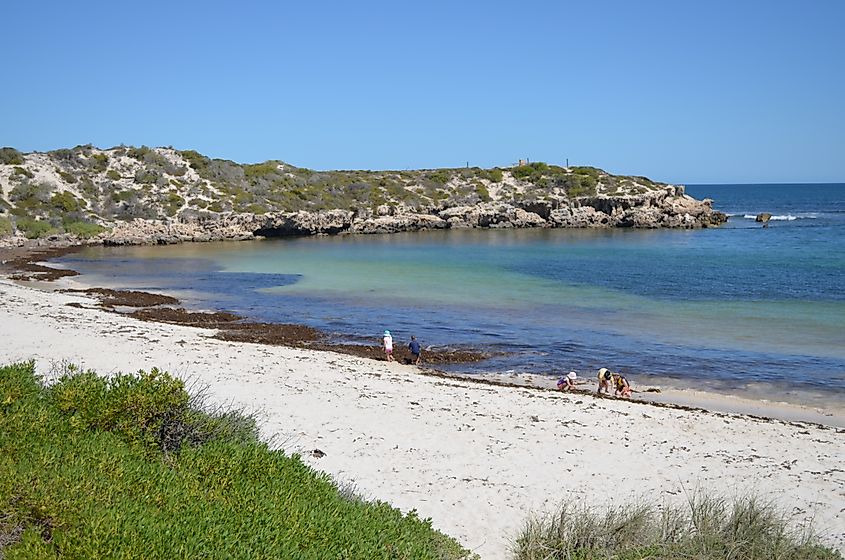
[56,183,845,404]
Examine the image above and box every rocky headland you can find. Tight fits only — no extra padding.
[0,145,726,246]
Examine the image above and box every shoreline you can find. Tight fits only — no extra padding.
[1,276,842,559]
[469,371,845,429]
[3,242,843,427]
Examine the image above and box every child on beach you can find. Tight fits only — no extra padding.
[557,371,578,391]
[597,368,612,394]
[612,372,632,398]
[408,335,422,365]
[382,330,394,362]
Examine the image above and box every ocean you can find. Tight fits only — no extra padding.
[55,183,845,406]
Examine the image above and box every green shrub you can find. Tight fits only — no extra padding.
[15,218,58,239]
[188,197,209,209]
[0,362,472,559]
[0,147,25,165]
[64,221,105,238]
[475,183,491,202]
[207,201,224,212]
[106,169,122,181]
[12,166,33,179]
[164,193,185,216]
[572,166,599,179]
[51,367,191,451]
[51,191,82,213]
[50,148,76,163]
[512,165,534,179]
[513,494,840,560]
[10,181,50,204]
[577,174,597,193]
[8,181,54,218]
[111,189,135,203]
[244,161,280,178]
[57,170,78,184]
[127,146,152,160]
[0,216,13,236]
[134,169,160,185]
[242,203,268,214]
[427,170,451,185]
[180,149,209,172]
[89,153,109,172]
[488,168,503,183]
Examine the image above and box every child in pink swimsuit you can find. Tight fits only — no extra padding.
[382,330,394,362]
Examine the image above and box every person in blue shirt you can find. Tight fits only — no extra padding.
[408,335,422,365]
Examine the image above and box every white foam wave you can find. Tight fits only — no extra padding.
[740,213,818,221]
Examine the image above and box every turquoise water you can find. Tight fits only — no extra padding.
[58,184,845,403]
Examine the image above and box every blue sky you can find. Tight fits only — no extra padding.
[2,1,843,184]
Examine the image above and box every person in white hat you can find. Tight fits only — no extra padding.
[556,371,578,391]
[382,330,394,362]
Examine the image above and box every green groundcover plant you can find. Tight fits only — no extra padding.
[0,362,473,559]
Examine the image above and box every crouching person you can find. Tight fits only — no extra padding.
[556,371,578,391]
[612,372,632,398]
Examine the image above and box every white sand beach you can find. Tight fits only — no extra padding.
[1,278,843,559]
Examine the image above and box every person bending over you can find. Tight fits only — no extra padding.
[557,371,578,391]
[597,368,613,394]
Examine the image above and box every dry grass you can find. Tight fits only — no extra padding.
[512,492,841,560]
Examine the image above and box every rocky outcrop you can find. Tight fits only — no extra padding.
[99,189,727,246]
[1,145,728,246]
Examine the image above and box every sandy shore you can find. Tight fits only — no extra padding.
[1,278,843,558]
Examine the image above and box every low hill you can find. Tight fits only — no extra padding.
[0,145,725,244]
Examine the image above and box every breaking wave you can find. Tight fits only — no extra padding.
[738,213,818,221]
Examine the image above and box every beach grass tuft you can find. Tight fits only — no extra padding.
[512,493,841,560]
[0,361,474,559]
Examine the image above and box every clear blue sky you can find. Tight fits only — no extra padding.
[2,1,843,184]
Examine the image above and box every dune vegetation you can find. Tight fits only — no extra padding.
[0,361,473,559]
[513,495,841,560]
[5,358,835,559]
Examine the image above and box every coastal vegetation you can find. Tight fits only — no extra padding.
[514,496,841,560]
[0,145,678,240]
[3,358,838,559]
[0,148,24,166]
[0,361,472,559]
[0,216,12,236]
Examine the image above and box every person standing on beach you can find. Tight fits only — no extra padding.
[382,330,395,362]
[408,335,422,365]
[597,368,612,394]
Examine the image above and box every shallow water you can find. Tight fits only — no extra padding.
[57,183,845,406]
